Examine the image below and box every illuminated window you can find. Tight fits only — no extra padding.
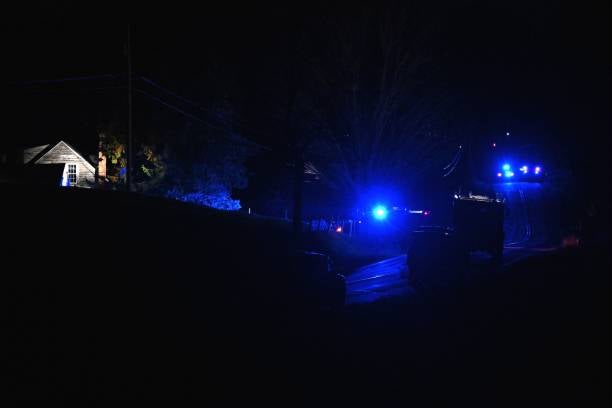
[67,164,77,185]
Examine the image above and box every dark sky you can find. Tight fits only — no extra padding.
[6,1,611,177]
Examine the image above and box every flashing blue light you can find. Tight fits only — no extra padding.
[372,205,389,220]
[502,163,511,171]
[520,165,528,174]
[534,166,541,175]
[497,172,503,178]
[504,171,515,178]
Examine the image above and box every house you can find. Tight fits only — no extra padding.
[22,140,97,188]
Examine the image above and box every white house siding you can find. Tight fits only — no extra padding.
[35,141,96,187]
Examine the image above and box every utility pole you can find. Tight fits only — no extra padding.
[127,24,133,192]
[467,132,473,184]
[292,151,304,235]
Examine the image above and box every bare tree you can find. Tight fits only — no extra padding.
[308,5,459,203]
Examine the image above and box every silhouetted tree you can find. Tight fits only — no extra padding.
[307,5,459,204]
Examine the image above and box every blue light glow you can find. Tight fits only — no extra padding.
[520,165,528,174]
[502,163,511,171]
[165,188,241,210]
[504,171,515,178]
[534,166,541,175]
[372,205,389,220]
[497,172,503,178]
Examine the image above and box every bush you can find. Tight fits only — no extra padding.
[165,186,241,211]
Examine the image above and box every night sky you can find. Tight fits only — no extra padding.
[6,1,611,189]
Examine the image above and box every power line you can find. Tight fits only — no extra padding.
[139,77,215,113]
[12,72,273,150]
[443,147,462,178]
[443,146,461,170]
[135,88,222,129]
[137,76,274,140]
[134,88,269,150]
[127,24,133,192]
[13,74,119,86]
[18,86,127,94]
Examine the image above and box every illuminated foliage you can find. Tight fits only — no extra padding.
[161,141,248,211]
[95,83,250,208]
[99,132,127,184]
[98,131,166,190]
[135,145,166,191]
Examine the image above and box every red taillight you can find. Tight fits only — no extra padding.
[562,235,580,248]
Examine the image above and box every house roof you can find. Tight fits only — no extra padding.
[23,144,50,164]
[25,140,96,173]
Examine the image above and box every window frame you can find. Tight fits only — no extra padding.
[67,163,78,186]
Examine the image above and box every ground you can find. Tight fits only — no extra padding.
[4,182,610,405]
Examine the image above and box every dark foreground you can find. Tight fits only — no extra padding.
[5,185,610,405]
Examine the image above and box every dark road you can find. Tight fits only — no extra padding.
[347,182,560,304]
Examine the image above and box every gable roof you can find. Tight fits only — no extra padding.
[26,140,95,173]
[23,144,50,164]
